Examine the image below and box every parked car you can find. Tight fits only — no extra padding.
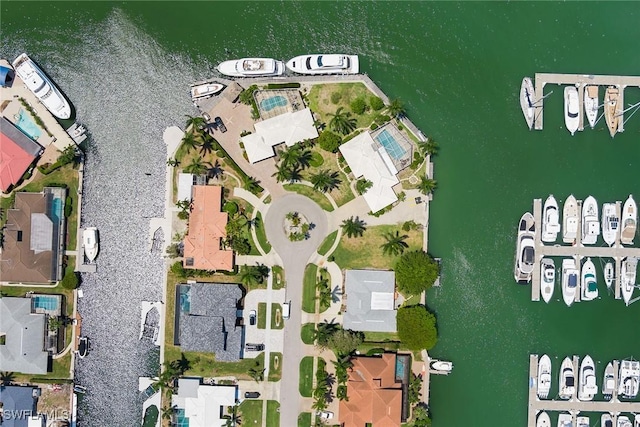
[214,116,227,133]
[317,411,334,420]
[245,343,265,351]
[202,112,211,122]
[244,391,260,398]
[249,310,256,326]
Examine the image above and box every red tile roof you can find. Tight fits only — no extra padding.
[0,121,39,192]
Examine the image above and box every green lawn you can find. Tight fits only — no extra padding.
[272,265,285,290]
[332,224,423,270]
[307,82,381,130]
[302,264,318,314]
[301,323,315,345]
[268,352,282,381]
[298,412,312,427]
[255,211,272,253]
[266,400,280,426]
[257,302,267,329]
[271,303,284,330]
[317,230,338,256]
[299,356,314,397]
[283,184,334,212]
[364,331,399,341]
[164,346,265,380]
[239,400,262,425]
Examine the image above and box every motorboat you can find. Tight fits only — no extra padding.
[520,77,536,130]
[602,362,615,399]
[537,354,552,399]
[563,195,579,244]
[578,355,598,401]
[634,414,640,427]
[584,85,599,129]
[286,54,359,75]
[77,336,88,359]
[542,195,561,243]
[430,360,453,373]
[83,227,99,262]
[618,416,632,427]
[577,416,589,427]
[618,359,640,398]
[581,196,600,245]
[537,412,551,427]
[216,58,284,77]
[581,258,598,301]
[514,212,535,283]
[190,80,225,100]
[621,195,637,245]
[601,413,613,427]
[602,202,620,246]
[604,261,615,290]
[73,384,87,394]
[562,258,579,307]
[558,413,573,427]
[12,53,71,119]
[564,86,580,136]
[604,86,620,138]
[540,258,555,303]
[559,357,576,399]
[621,257,638,306]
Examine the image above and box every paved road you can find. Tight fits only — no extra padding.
[264,194,328,427]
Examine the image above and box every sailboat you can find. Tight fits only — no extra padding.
[604,86,620,138]
[563,195,579,244]
[520,77,536,130]
[584,85,599,128]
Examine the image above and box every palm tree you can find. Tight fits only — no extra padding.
[328,107,357,135]
[199,137,215,155]
[417,176,437,196]
[181,132,199,152]
[297,149,313,169]
[248,361,265,382]
[166,158,179,167]
[1,371,15,385]
[239,264,269,287]
[184,157,210,175]
[207,160,224,180]
[185,114,206,134]
[418,137,438,156]
[387,98,406,118]
[355,178,373,195]
[169,353,191,374]
[278,146,302,168]
[317,285,332,308]
[161,404,177,420]
[243,176,262,194]
[380,230,409,256]
[272,164,302,183]
[341,216,366,238]
[310,169,341,193]
[314,321,339,347]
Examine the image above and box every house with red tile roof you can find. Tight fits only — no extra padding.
[0,116,43,193]
[183,185,234,271]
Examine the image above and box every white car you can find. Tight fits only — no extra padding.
[317,411,334,420]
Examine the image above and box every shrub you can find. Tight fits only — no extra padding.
[61,271,79,289]
[370,123,379,130]
[177,210,189,220]
[240,130,252,137]
[170,261,187,278]
[395,250,439,295]
[239,84,259,105]
[370,96,384,111]
[309,151,324,168]
[375,114,391,125]
[265,82,301,89]
[350,97,367,115]
[318,130,342,153]
[64,196,72,217]
[330,92,342,104]
[222,201,238,215]
[397,305,437,351]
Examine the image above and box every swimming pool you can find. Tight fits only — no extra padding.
[259,95,287,112]
[375,129,406,160]
[15,109,42,140]
[32,295,60,311]
[50,197,63,224]
[179,286,191,313]
[175,408,189,427]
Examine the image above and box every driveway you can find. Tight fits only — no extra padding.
[264,194,328,427]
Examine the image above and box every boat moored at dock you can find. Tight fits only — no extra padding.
[584,85,599,129]
[564,86,580,136]
[190,80,225,100]
[559,356,576,399]
[286,54,359,75]
[536,411,551,427]
[602,414,613,427]
[563,195,578,244]
[216,58,285,77]
[604,86,620,137]
[540,258,555,303]
[430,360,453,374]
[618,359,640,399]
[83,227,99,262]
[515,212,536,283]
[77,336,89,359]
[581,196,600,245]
[537,354,552,399]
[621,195,637,246]
[542,195,561,243]
[618,416,632,427]
[578,355,598,401]
[604,262,615,290]
[558,412,573,427]
[602,203,620,247]
[562,258,578,307]
[581,258,598,301]
[621,257,638,306]
[602,362,615,400]
[521,77,536,130]
[577,416,589,427]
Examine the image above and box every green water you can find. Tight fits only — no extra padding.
[2,2,640,426]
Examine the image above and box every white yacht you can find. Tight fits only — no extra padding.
[537,412,551,427]
[618,416,632,427]
[190,80,225,100]
[83,227,99,262]
[602,362,615,400]
[584,85,599,129]
[563,195,579,244]
[541,258,555,303]
[577,416,590,427]
[602,414,613,427]
[581,258,598,301]
[602,202,620,247]
[514,212,536,283]
[604,262,615,290]
[542,195,561,243]
[216,58,285,77]
[634,414,640,427]
[621,257,638,306]
[618,359,640,398]
[520,77,536,130]
[562,258,579,307]
[604,86,620,138]
[558,413,573,427]
[12,53,71,119]
[537,354,552,399]
[578,355,598,401]
[564,86,580,136]
[621,195,637,246]
[430,360,453,373]
[559,357,576,399]
[581,196,600,245]
[286,54,359,75]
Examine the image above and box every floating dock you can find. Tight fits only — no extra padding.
[530,198,640,303]
[527,354,640,426]
[532,73,640,132]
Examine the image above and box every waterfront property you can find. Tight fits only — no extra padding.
[176,172,206,203]
[174,283,243,361]
[254,88,305,120]
[171,378,238,427]
[0,116,43,193]
[343,269,398,333]
[182,185,234,271]
[0,384,45,427]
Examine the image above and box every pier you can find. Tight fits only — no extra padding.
[530,198,640,303]
[532,73,640,132]
[527,354,640,426]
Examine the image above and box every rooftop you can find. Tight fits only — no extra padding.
[171,378,237,427]
[343,269,397,333]
[0,116,43,193]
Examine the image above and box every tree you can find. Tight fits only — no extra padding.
[272,164,302,183]
[244,176,262,194]
[207,160,224,180]
[228,236,251,255]
[395,250,439,295]
[410,404,432,427]
[185,114,206,134]
[1,371,15,385]
[418,138,438,156]
[58,145,82,167]
[314,321,340,347]
[328,107,357,135]
[355,178,373,195]
[184,157,210,175]
[326,329,364,355]
[180,132,199,152]
[310,169,341,193]
[408,373,423,405]
[161,405,177,420]
[387,98,406,118]
[397,305,437,351]
[278,145,302,168]
[341,216,366,238]
[248,361,265,382]
[61,271,80,289]
[350,97,367,114]
[417,176,437,196]
[166,158,179,167]
[239,84,258,105]
[317,130,343,153]
[370,95,385,111]
[380,230,409,256]
[239,264,269,287]
[199,136,215,155]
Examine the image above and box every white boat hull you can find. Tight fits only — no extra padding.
[515,212,536,283]
[621,195,637,246]
[562,259,578,307]
[520,77,536,130]
[604,262,614,290]
[581,258,598,301]
[602,362,615,399]
[584,85,599,129]
[216,58,284,77]
[190,81,224,100]
[536,412,551,427]
[578,355,598,401]
[564,86,580,136]
[83,227,99,262]
[604,86,620,138]
[602,203,619,247]
[541,258,555,303]
[537,354,552,399]
[542,195,561,243]
[621,258,637,306]
[581,196,600,245]
[286,54,359,75]
[563,195,578,244]
[559,357,575,400]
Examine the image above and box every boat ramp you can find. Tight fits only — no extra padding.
[529,198,640,303]
[527,354,640,427]
[530,73,640,133]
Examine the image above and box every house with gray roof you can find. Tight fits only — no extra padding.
[0,385,43,427]
[175,283,243,362]
[0,297,48,375]
[343,269,398,333]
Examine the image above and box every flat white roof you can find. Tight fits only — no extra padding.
[177,173,194,202]
[172,380,237,427]
[370,291,395,310]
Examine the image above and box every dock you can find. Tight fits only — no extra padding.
[527,354,640,426]
[530,198,640,303]
[532,73,640,132]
